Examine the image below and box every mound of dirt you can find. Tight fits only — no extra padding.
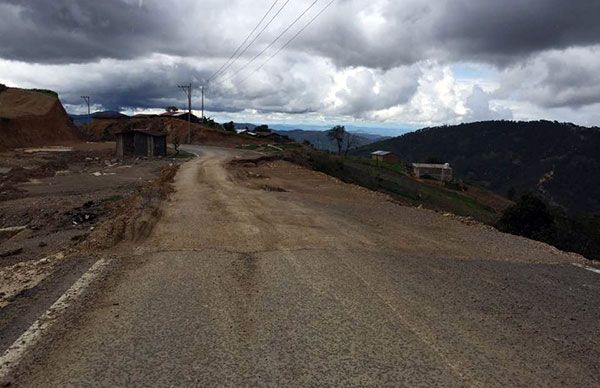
[83,116,268,147]
[0,87,79,150]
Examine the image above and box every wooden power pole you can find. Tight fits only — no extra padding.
[81,96,90,117]
[201,85,205,120]
[177,83,192,144]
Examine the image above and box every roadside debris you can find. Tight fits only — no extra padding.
[69,201,100,225]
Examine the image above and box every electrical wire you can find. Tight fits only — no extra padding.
[239,0,335,85]
[220,0,321,84]
[210,0,292,83]
[207,0,280,83]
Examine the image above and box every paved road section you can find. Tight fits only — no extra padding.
[13,146,600,386]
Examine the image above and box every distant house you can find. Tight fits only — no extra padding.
[92,111,129,120]
[115,128,167,157]
[160,111,200,123]
[412,163,453,182]
[371,150,398,163]
[132,113,158,119]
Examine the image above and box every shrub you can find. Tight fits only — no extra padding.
[497,194,554,239]
[497,193,600,260]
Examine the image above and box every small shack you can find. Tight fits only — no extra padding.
[115,128,167,157]
[412,163,453,182]
[371,150,398,163]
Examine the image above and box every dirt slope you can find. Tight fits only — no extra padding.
[0,87,79,150]
[83,116,268,147]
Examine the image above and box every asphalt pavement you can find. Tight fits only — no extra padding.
[10,146,600,387]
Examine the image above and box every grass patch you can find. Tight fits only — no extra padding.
[31,89,58,98]
[284,149,499,223]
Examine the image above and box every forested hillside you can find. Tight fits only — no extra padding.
[356,121,600,215]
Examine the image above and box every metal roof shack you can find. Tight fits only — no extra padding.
[371,150,398,162]
[412,163,453,182]
[115,128,167,157]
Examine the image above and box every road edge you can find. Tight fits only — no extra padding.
[0,258,113,386]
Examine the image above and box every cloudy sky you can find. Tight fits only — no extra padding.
[1,0,599,133]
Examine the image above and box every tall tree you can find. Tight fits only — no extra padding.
[327,125,346,155]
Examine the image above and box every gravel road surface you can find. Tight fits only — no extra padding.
[11,145,600,387]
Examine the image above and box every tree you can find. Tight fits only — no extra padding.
[255,125,270,133]
[223,121,235,132]
[496,193,554,239]
[166,106,179,113]
[327,125,346,155]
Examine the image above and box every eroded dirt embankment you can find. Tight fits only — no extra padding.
[0,144,181,309]
[0,88,79,151]
[84,164,179,249]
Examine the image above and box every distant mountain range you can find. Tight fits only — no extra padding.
[273,129,390,152]
[355,120,600,215]
[69,113,93,126]
[269,123,409,137]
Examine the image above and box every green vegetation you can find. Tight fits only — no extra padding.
[284,149,499,223]
[497,194,600,261]
[31,88,58,98]
[354,120,600,215]
[200,116,220,128]
[223,121,236,132]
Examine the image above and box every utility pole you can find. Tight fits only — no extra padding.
[201,85,205,120]
[177,83,192,144]
[81,96,90,117]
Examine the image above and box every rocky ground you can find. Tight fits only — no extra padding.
[0,142,183,311]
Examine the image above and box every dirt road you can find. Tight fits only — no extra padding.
[10,146,600,386]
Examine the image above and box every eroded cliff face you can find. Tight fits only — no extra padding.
[0,87,79,150]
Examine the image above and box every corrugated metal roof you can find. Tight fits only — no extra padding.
[412,163,451,169]
[371,150,392,156]
[115,128,166,137]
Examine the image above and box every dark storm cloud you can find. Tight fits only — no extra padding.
[436,1,600,65]
[2,0,600,121]
[299,0,600,69]
[0,0,196,63]
[2,0,599,67]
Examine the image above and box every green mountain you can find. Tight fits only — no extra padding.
[354,121,600,215]
[274,129,388,152]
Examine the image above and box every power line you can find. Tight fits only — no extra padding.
[211,0,292,83]
[239,0,336,85]
[207,0,280,83]
[221,0,321,84]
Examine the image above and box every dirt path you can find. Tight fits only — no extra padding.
[11,146,600,387]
